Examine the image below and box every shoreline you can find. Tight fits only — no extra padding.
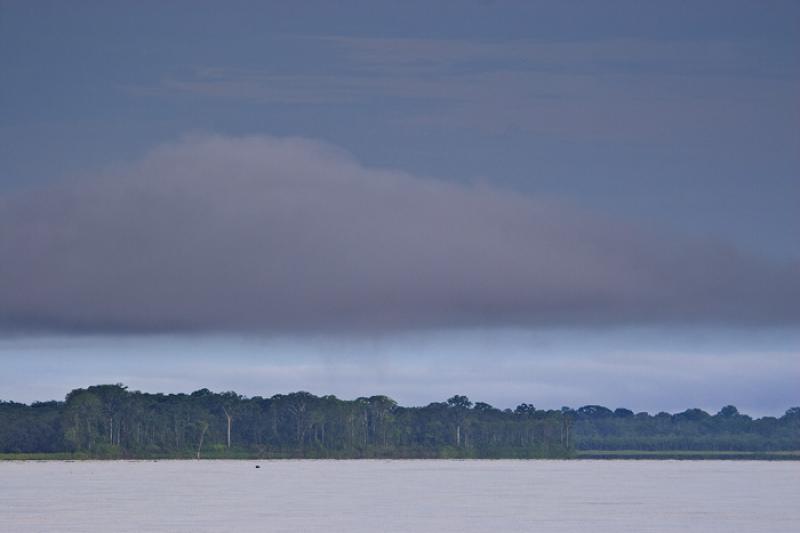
[3,451,800,461]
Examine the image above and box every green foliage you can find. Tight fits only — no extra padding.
[571,404,800,452]
[1,387,798,459]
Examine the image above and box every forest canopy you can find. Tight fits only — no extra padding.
[1,385,798,459]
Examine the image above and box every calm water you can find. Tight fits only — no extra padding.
[2,460,798,532]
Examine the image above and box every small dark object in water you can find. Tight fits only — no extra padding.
[255,465,260,468]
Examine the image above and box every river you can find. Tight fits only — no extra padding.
[2,459,797,532]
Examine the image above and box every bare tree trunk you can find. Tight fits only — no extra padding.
[222,407,232,449]
[196,423,208,459]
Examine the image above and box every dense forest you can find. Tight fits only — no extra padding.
[1,385,798,458]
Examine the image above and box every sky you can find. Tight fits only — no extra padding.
[0,1,798,414]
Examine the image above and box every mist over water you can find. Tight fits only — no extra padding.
[2,460,798,532]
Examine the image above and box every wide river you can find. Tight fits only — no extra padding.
[2,460,798,532]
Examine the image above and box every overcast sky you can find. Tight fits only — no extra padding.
[1,1,798,413]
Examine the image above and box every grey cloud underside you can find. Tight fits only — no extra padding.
[1,135,797,333]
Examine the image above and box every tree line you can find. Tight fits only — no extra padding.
[0,385,797,458]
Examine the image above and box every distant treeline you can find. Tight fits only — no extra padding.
[1,385,798,458]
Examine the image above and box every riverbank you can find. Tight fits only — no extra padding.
[4,450,800,460]
[576,450,800,460]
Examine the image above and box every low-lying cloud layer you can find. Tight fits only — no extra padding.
[1,134,797,333]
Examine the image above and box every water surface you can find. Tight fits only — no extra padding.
[2,460,797,532]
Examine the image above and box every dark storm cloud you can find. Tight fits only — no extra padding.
[0,134,797,333]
